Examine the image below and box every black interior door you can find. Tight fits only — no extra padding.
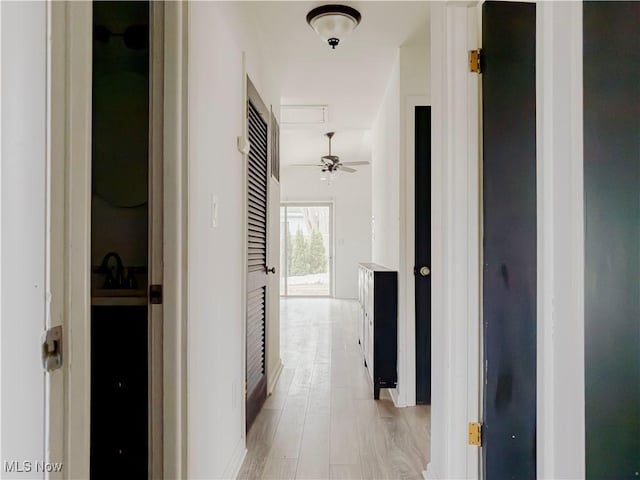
[482,2,537,478]
[415,106,431,405]
[584,3,640,478]
[246,89,269,432]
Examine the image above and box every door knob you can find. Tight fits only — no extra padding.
[419,266,430,277]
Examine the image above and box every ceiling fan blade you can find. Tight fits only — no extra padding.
[289,164,324,167]
[340,161,370,166]
[338,166,357,173]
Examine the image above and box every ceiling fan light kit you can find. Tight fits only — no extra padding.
[306,4,361,49]
[289,132,370,183]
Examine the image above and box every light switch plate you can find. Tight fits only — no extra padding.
[210,194,219,228]
[237,136,250,155]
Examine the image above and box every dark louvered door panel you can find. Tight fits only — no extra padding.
[246,287,266,397]
[248,101,268,273]
[246,98,268,431]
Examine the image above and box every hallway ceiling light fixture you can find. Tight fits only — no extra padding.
[306,4,361,49]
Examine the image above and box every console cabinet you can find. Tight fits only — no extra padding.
[357,263,398,399]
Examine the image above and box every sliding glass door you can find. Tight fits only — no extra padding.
[280,203,333,296]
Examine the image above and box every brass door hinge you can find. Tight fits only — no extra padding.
[468,422,482,446]
[469,49,482,73]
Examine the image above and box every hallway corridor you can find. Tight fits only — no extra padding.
[239,298,430,480]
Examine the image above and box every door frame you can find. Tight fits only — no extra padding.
[536,3,585,477]
[427,3,482,479]
[396,95,430,409]
[48,2,188,477]
[48,3,92,477]
[244,75,271,433]
[280,201,335,298]
[149,3,165,477]
[428,3,587,479]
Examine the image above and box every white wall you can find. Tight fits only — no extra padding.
[188,3,279,478]
[281,165,372,299]
[371,55,401,270]
[371,42,430,270]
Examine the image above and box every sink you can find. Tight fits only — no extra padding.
[91,288,147,306]
[92,288,147,298]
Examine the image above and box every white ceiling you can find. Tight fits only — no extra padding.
[245,1,430,167]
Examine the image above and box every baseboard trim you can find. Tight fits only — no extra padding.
[389,387,405,407]
[267,359,284,395]
[424,463,438,480]
[223,437,247,480]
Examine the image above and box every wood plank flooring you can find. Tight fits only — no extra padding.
[238,298,431,480]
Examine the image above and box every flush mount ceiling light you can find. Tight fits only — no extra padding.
[306,4,361,49]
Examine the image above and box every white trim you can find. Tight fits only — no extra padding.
[423,466,435,480]
[0,0,3,466]
[149,4,165,478]
[163,2,189,478]
[389,387,402,408]
[428,3,481,479]
[47,4,190,479]
[63,3,93,477]
[465,6,482,478]
[47,3,67,477]
[267,360,284,395]
[266,110,282,397]
[399,94,430,409]
[224,438,247,480]
[535,2,585,478]
[240,52,248,443]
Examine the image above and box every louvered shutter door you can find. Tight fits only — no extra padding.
[245,99,268,431]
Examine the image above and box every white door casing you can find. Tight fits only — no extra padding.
[428,2,481,479]
[49,2,93,477]
[536,2,585,478]
[47,3,190,478]
[266,109,282,394]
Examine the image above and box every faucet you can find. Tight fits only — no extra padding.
[99,251,125,289]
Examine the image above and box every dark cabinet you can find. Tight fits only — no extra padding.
[91,306,148,479]
[358,263,398,399]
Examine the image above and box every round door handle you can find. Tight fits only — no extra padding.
[267,267,276,274]
[419,266,431,277]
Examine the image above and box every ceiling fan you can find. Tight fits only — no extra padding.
[290,132,370,175]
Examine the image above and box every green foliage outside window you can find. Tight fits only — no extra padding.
[289,227,327,276]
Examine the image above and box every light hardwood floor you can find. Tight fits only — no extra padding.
[238,298,431,480]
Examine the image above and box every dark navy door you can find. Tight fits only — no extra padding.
[584,3,640,478]
[415,106,431,404]
[482,2,537,478]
